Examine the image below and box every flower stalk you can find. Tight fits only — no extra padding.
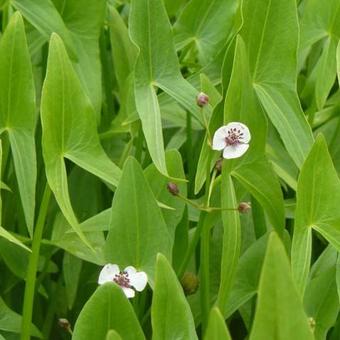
[21,184,51,340]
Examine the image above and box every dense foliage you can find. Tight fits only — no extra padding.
[0,0,340,339]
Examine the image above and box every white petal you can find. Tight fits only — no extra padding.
[225,122,251,143]
[98,264,120,285]
[122,287,135,298]
[124,266,137,276]
[129,271,148,292]
[223,144,249,159]
[212,126,228,150]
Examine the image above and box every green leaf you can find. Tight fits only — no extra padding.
[108,6,137,90]
[129,0,207,175]
[304,254,339,340]
[164,0,185,17]
[0,227,30,252]
[194,101,222,195]
[0,12,36,235]
[0,181,11,192]
[0,237,29,279]
[266,125,298,191]
[0,298,41,337]
[254,84,313,168]
[216,171,240,315]
[300,0,340,52]
[61,0,106,113]
[151,254,198,340]
[301,36,338,110]
[41,33,121,248]
[221,36,285,234]
[63,252,82,310]
[292,135,340,295]
[232,158,285,234]
[50,213,105,265]
[13,0,106,113]
[226,233,269,318]
[106,330,122,340]
[337,41,340,86]
[144,150,186,235]
[239,0,314,168]
[249,233,314,340]
[72,283,145,340]
[105,158,172,282]
[11,0,75,55]
[223,36,266,160]
[174,0,239,65]
[204,307,231,340]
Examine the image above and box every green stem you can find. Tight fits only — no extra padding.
[177,151,215,279]
[176,193,237,213]
[21,184,51,340]
[200,151,213,333]
[200,213,210,332]
[186,111,194,197]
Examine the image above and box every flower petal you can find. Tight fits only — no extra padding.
[129,271,148,292]
[212,126,227,150]
[225,122,251,143]
[223,144,249,159]
[124,266,137,276]
[98,264,120,285]
[122,287,135,298]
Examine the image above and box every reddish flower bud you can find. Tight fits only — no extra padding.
[181,272,199,295]
[167,182,179,196]
[196,92,209,107]
[238,202,251,213]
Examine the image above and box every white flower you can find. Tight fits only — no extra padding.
[212,122,251,159]
[98,264,148,298]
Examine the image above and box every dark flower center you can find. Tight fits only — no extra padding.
[225,128,244,146]
[113,271,131,288]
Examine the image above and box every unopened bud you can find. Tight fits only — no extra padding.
[238,202,251,213]
[308,317,316,332]
[196,92,209,107]
[181,272,199,295]
[58,318,72,333]
[215,158,223,173]
[167,182,179,196]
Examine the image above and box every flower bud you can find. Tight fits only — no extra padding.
[167,182,179,196]
[238,202,251,213]
[181,272,199,295]
[58,318,72,333]
[196,92,209,107]
[215,158,223,173]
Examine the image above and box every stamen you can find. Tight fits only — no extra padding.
[113,271,131,288]
[225,128,242,146]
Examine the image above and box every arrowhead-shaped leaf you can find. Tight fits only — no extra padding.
[292,135,340,295]
[105,158,172,281]
[0,12,36,235]
[129,0,208,175]
[250,233,314,340]
[151,254,197,340]
[41,34,121,247]
[73,283,145,340]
